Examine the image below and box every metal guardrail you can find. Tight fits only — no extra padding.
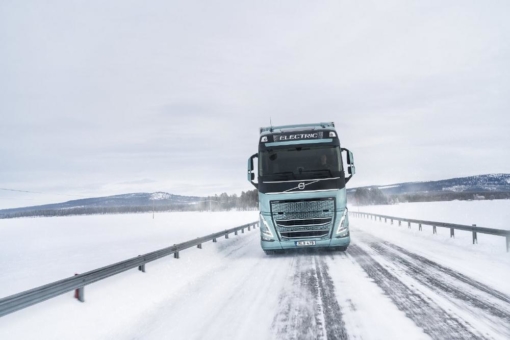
[351,211,510,252]
[0,221,258,317]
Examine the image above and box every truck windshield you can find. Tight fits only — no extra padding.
[259,145,342,180]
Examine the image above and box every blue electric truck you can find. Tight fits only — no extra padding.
[247,122,355,254]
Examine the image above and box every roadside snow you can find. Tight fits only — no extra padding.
[353,199,510,230]
[0,211,257,297]
[349,217,510,296]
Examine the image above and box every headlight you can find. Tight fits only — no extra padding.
[336,209,349,237]
[260,213,275,241]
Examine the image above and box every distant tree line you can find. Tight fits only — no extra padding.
[389,191,510,203]
[0,189,259,219]
[347,188,510,206]
[195,189,258,212]
[348,188,390,206]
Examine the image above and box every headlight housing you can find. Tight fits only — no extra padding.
[260,213,275,241]
[336,209,349,238]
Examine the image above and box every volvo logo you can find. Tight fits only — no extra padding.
[298,182,305,190]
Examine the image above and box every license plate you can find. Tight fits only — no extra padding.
[295,241,316,246]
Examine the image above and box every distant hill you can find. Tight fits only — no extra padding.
[0,192,202,218]
[348,174,510,205]
[2,174,509,217]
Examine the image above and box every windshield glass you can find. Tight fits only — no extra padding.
[259,145,342,180]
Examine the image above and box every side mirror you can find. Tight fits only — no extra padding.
[247,153,258,188]
[348,151,354,165]
[341,148,355,183]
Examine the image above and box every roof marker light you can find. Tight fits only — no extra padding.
[329,132,336,138]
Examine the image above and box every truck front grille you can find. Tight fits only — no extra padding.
[271,198,335,240]
[276,218,331,227]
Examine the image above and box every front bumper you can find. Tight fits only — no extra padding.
[261,235,350,250]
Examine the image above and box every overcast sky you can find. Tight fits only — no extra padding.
[1,0,509,209]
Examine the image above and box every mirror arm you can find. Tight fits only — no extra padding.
[345,173,351,184]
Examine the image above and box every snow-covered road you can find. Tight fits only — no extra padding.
[126,230,509,340]
[2,214,510,340]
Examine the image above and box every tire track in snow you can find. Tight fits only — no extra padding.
[271,255,324,340]
[315,256,349,340]
[381,241,510,305]
[349,244,484,340]
[271,252,348,340]
[364,241,510,338]
[370,242,510,322]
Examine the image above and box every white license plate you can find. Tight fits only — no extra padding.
[295,241,316,246]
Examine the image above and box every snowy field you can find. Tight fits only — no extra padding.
[1,204,509,340]
[0,211,258,297]
[354,199,510,231]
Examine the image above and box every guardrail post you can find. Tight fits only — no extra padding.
[76,287,84,302]
[450,228,455,238]
[197,243,202,249]
[242,228,245,233]
[225,232,229,239]
[506,236,509,253]
[385,218,387,223]
[379,217,382,221]
[391,219,393,225]
[471,225,477,244]
[248,226,251,231]
[174,246,180,258]
[419,223,422,231]
[74,274,84,302]
[433,226,436,234]
[235,230,238,236]
[408,222,411,228]
[213,238,217,242]
[398,220,401,226]
[137,256,146,272]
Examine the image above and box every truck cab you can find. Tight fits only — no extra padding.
[247,122,355,254]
